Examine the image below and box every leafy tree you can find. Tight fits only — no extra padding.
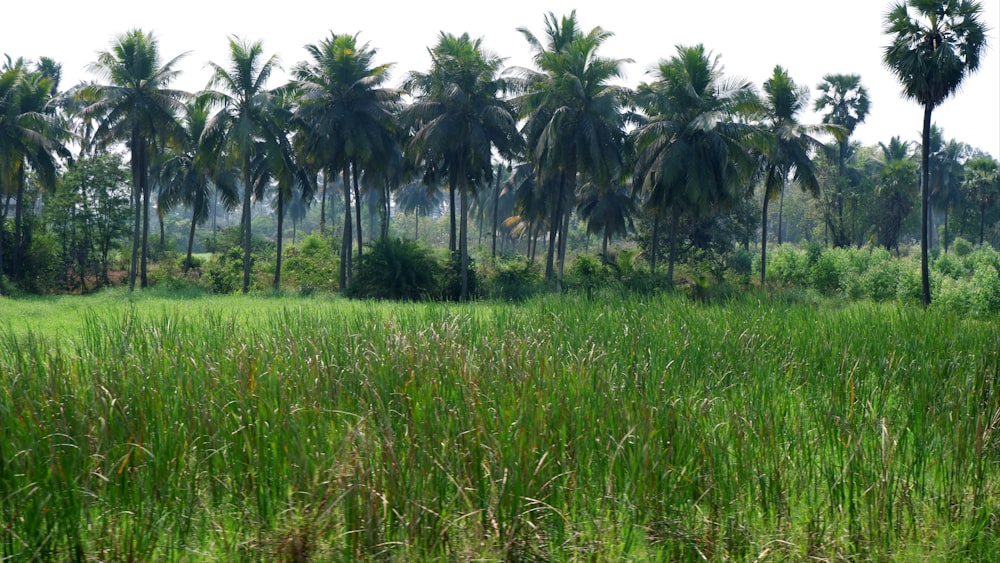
[576,183,635,259]
[293,32,400,290]
[395,180,445,240]
[875,137,919,253]
[83,29,188,291]
[204,36,285,294]
[962,156,999,245]
[631,44,757,282]
[814,73,870,247]
[516,11,629,289]
[403,32,522,299]
[883,0,988,305]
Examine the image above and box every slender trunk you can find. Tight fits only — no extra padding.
[491,163,502,258]
[12,163,25,281]
[557,202,570,292]
[141,159,150,288]
[777,188,785,246]
[185,212,197,273]
[761,192,770,285]
[0,197,6,292]
[667,208,679,284]
[352,160,363,261]
[545,173,563,281]
[319,170,327,234]
[414,212,419,240]
[129,137,142,292]
[943,208,950,252]
[274,188,284,290]
[919,105,932,306]
[460,181,470,300]
[602,231,609,260]
[381,179,390,240]
[980,205,986,246]
[448,181,457,253]
[242,153,253,294]
[340,165,353,289]
[650,211,660,272]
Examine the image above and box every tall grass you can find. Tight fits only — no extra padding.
[1,292,999,560]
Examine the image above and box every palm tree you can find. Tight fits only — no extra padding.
[875,137,919,253]
[962,155,999,245]
[515,11,630,289]
[757,65,837,285]
[930,134,969,251]
[403,32,522,299]
[83,29,188,291]
[631,45,758,282]
[203,36,285,294]
[576,183,636,259]
[0,59,66,289]
[157,96,239,272]
[883,0,988,305]
[814,73,870,247]
[395,180,445,240]
[293,32,400,291]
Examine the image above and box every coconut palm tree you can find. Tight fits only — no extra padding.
[515,11,630,289]
[0,59,67,289]
[631,45,758,282]
[814,73,870,247]
[883,0,988,305]
[395,180,445,240]
[157,96,239,272]
[963,155,999,245]
[757,66,838,284]
[203,36,286,294]
[293,32,400,290]
[83,29,188,290]
[403,31,522,299]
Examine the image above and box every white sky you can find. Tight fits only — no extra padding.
[5,0,999,157]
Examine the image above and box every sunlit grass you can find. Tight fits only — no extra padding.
[2,292,999,560]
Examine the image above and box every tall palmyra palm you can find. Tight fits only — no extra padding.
[883,0,988,305]
[203,36,285,294]
[515,11,630,289]
[631,44,758,282]
[83,29,187,290]
[403,32,522,299]
[293,32,400,290]
[814,73,870,247]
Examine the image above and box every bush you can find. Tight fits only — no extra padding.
[810,248,845,294]
[201,247,247,294]
[768,245,809,285]
[952,237,974,257]
[860,259,901,302]
[568,254,612,298]
[347,238,443,301]
[934,252,964,279]
[281,234,338,293]
[480,258,542,302]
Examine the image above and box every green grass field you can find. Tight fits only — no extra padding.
[2,291,999,560]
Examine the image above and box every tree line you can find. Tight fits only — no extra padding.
[1,2,994,303]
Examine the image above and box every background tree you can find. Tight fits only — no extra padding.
[293,32,400,290]
[631,44,757,282]
[883,0,988,305]
[403,32,522,299]
[875,137,919,253]
[204,36,283,294]
[515,11,629,289]
[962,155,999,245]
[814,73,870,247]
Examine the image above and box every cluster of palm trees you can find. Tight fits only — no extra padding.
[1,2,989,303]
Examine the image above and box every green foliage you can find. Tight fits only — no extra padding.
[479,258,542,302]
[768,244,810,285]
[280,234,338,293]
[201,246,249,294]
[347,237,443,301]
[21,230,61,293]
[952,236,974,257]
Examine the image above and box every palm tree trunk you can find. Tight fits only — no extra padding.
[650,212,660,272]
[414,213,419,240]
[185,213,197,273]
[761,192,770,285]
[352,160,363,261]
[319,170,328,234]
[141,160,150,289]
[12,164,25,282]
[919,105,932,306]
[667,208,679,284]
[448,181,457,253]
[491,163,502,258]
[545,173,564,281]
[943,208,950,252]
[460,183,470,300]
[274,189,284,291]
[0,200,6,293]
[980,205,986,245]
[341,164,353,289]
[777,188,785,246]
[241,153,253,295]
[129,139,142,292]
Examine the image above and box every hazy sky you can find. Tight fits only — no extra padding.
[5,0,999,157]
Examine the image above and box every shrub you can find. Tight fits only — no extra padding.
[281,235,338,293]
[810,248,844,294]
[568,254,611,298]
[347,238,443,301]
[860,259,901,302]
[480,258,542,302]
[934,251,964,279]
[952,237,973,257]
[201,247,247,294]
[768,245,809,285]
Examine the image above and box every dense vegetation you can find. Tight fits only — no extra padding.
[1,3,995,301]
[1,292,999,560]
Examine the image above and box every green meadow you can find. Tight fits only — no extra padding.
[2,291,999,560]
